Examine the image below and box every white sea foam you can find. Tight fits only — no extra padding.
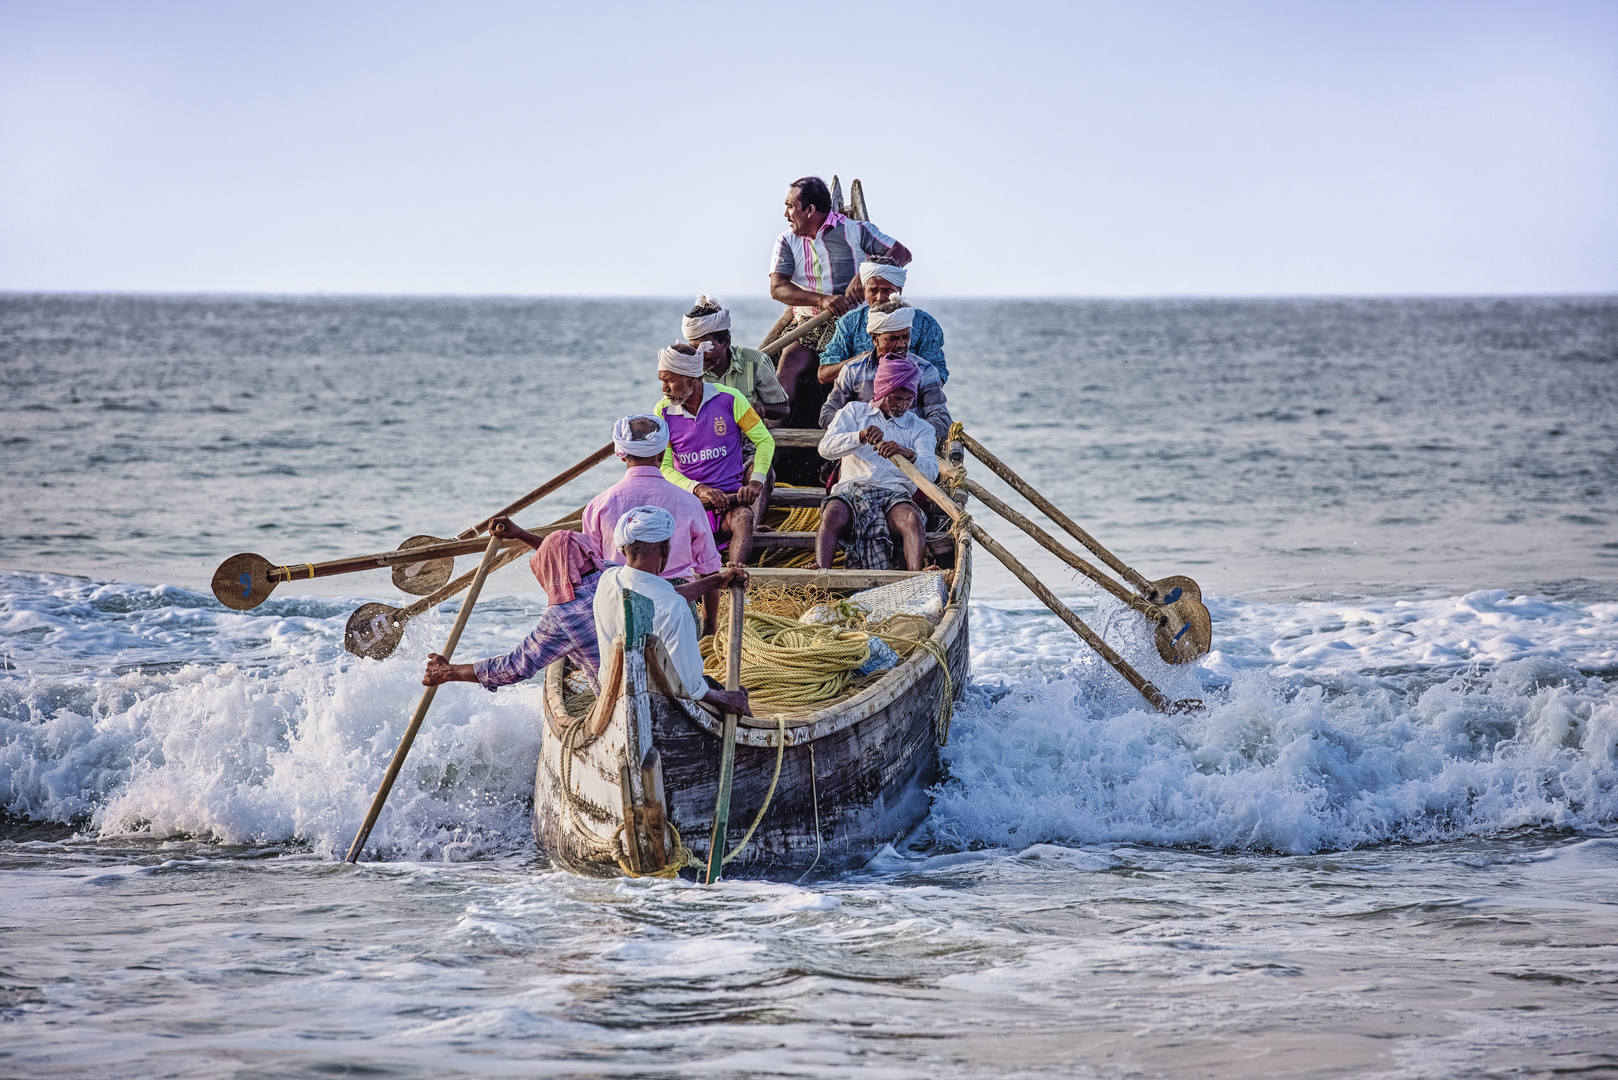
[3,573,1616,859]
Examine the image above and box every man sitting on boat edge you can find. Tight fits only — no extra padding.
[681,295,789,426]
[421,525,605,692]
[820,300,951,442]
[595,506,753,716]
[815,353,939,572]
[581,414,724,632]
[816,259,948,387]
[769,175,912,418]
[654,344,775,581]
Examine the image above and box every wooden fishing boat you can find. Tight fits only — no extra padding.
[532,431,972,880]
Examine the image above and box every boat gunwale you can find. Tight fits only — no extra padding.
[543,542,971,748]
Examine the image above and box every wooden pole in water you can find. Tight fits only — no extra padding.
[954,430,1156,595]
[706,584,747,883]
[344,533,505,864]
[891,456,1193,713]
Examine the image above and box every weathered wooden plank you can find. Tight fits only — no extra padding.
[743,567,949,589]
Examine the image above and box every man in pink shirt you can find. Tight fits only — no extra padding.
[580,414,726,633]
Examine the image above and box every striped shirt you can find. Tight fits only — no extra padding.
[473,573,603,691]
[771,212,897,316]
[819,351,952,442]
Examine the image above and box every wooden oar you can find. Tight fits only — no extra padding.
[213,535,525,611]
[759,308,837,358]
[344,533,505,864]
[344,507,586,660]
[892,455,1201,714]
[954,429,1202,607]
[211,444,613,610]
[956,475,1211,666]
[705,583,746,884]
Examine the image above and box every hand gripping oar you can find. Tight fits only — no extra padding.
[343,506,585,660]
[892,455,1201,714]
[211,443,613,609]
[344,532,504,863]
[954,429,1202,608]
[706,583,747,884]
[954,475,1211,665]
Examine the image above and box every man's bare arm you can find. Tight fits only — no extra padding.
[769,273,852,315]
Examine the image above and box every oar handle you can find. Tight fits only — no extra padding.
[265,535,523,584]
[707,582,748,883]
[956,430,1154,595]
[395,513,584,620]
[459,444,614,539]
[891,455,1172,713]
[345,532,506,864]
[759,308,836,358]
[958,476,1164,623]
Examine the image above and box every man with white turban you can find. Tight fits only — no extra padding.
[817,258,949,386]
[654,344,776,600]
[593,506,753,716]
[768,175,913,420]
[820,300,951,442]
[816,353,940,571]
[681,296,788,425]
[581,415,723,620]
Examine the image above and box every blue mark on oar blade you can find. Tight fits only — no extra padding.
[1164,587,1182,604]
[1172,623,1192,643]
[240,572,252,598]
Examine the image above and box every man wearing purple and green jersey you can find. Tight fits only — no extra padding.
[652,343,776,577]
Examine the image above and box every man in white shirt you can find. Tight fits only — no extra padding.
[815,354,940,571]
[594,505,753,716]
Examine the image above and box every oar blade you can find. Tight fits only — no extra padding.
[391,535,455,596]
[345,602,406,660]
[1154,596,1213,665]
[211,553,277,610]
[1146,575,1202,605]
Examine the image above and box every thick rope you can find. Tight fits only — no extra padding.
[723,712,787,864]
[613,820,701,880]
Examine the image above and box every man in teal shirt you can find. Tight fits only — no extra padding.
[817,259,948,387]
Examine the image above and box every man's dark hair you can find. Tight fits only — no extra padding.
[871,298,912,316]
[627,416,660,440]
[789,176,831,215]
[686,298,723,318]
[623,538,671,561]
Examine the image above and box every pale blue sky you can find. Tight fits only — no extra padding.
[1,1,1614,296]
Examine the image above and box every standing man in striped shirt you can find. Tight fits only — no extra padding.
[768,176,911,422]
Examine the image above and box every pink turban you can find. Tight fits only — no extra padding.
[872,353,921,402]
[528,530,600,605]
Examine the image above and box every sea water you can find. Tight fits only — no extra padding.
[2,295,1616,1078]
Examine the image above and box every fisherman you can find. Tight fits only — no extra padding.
[582,413,720,576]
[420,523,605,692]
[815,353,940,571]
[654,344,775,581]
[769,176,912,417]
[820,300,952,442]
[682,295,789,426]
[595,506,753,716]
[816,259,948,386]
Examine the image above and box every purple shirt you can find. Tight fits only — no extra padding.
[580,466,722,580]
[473,574,603,691]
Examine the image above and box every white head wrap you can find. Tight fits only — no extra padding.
[681,296,731,342]
[867,305,916,336]
[657,344,704,378]
[859,262,907,289]
[613,505,676,550]
[612,413,669,460]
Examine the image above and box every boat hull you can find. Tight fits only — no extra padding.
[532,548,972,880]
